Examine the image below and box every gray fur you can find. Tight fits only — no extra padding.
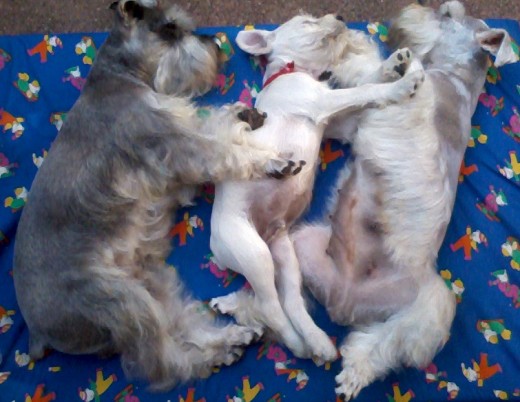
[13,0,296,390]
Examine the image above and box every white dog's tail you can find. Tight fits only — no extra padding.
[338,271,456,391]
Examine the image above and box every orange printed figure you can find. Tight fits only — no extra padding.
[386,382,415,402]
[458,160,478,182]
[114,384,139,402]
[0,305,15,333]
[27,35,63,62]
[169,212,203,246]
[0,108,25,139]
[461,353,502,386]
[450,226,487,260]
[25,384,56,402]
[320,140,344,171]
[226,376,264,402]
[179,388,206,402]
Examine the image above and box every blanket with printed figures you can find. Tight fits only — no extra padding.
[1,20,519,402]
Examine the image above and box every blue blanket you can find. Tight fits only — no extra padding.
[1,20,519,402]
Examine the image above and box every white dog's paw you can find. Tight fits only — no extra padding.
[335,346,375,401]
[266,158,306,179]
[210,294,239,315]
[310,335,338,366]
[382,47,412,81]
[388,67,425,103]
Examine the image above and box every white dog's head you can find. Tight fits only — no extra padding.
[389,1,518,69]
[236,14,352,81]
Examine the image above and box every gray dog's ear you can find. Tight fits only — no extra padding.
[112,0,157,21]
[477,29,519,67]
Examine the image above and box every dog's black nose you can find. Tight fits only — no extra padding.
[336,15,345,21]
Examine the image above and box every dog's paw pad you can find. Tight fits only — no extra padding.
[266,159,306,179]
[237,108,267,130]
[383,47,413,81]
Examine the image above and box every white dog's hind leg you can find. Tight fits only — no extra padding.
[210,218,308,357]
[270,231,337,363]
[291,223,339,306]
[335,273,456,400]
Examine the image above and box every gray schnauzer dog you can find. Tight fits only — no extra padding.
[13,0,299,391]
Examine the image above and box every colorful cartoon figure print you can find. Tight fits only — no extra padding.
[13,72,40,101]
[215,72,235,95]
[0,306,15,333]
[440,269,464,303]
[25,384,56,402]
[476,186,507,221]
[179,388,206,402]
[49,112,67,132]
[450,226,488,260]
[62,66,86,90]
[489,270,520,308]
[75,36,97,65]
[214,32,234,62]
[502,106,520,142]
[385,382,415,402]
[461,353,502,387]
[476,319,512,344]
[239,80,260,108]
[258,342,309,390]
[27,35,62,62]
[468,125,488,147]
[459,159,478,182]
[478,93,504,116]
[32,150,48,169]
[367,22,388,42]
[0,108,25,139]
[227,376,263,402]
[502,237,520,270]
[114,385,139,402]
[0,153,17,179]
[320,140,344,171]
[424,363,459,400]
[497,151,520,182]
[169,212,204,246]
[200,253,238,287]
[4,186,28,212]
[78,368,117,402]
[0,48,11,70]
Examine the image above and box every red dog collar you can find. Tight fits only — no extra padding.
[263,61,296,88]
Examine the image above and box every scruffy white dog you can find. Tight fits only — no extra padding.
[291,1,519,399]
[208,13,425,362]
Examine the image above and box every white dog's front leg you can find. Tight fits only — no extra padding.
[315,68,425,124]
[270,231,337,364]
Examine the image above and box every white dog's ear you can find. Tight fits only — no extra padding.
[236,30,273,55]
[439,1,466,20]
[476,29,519,67]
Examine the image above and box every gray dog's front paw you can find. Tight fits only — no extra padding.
[266,159,306,179]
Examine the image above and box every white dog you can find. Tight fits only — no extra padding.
[208,13,425,362]
[291,1,519,399]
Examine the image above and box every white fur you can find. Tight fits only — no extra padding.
[290,2,519,399]
[209,14,424,362]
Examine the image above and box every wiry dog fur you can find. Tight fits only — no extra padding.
[208,13,425,363]
[13,0,300,391]
[291,1,519,399]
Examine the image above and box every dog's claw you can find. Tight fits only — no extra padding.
[266,159,306,179]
